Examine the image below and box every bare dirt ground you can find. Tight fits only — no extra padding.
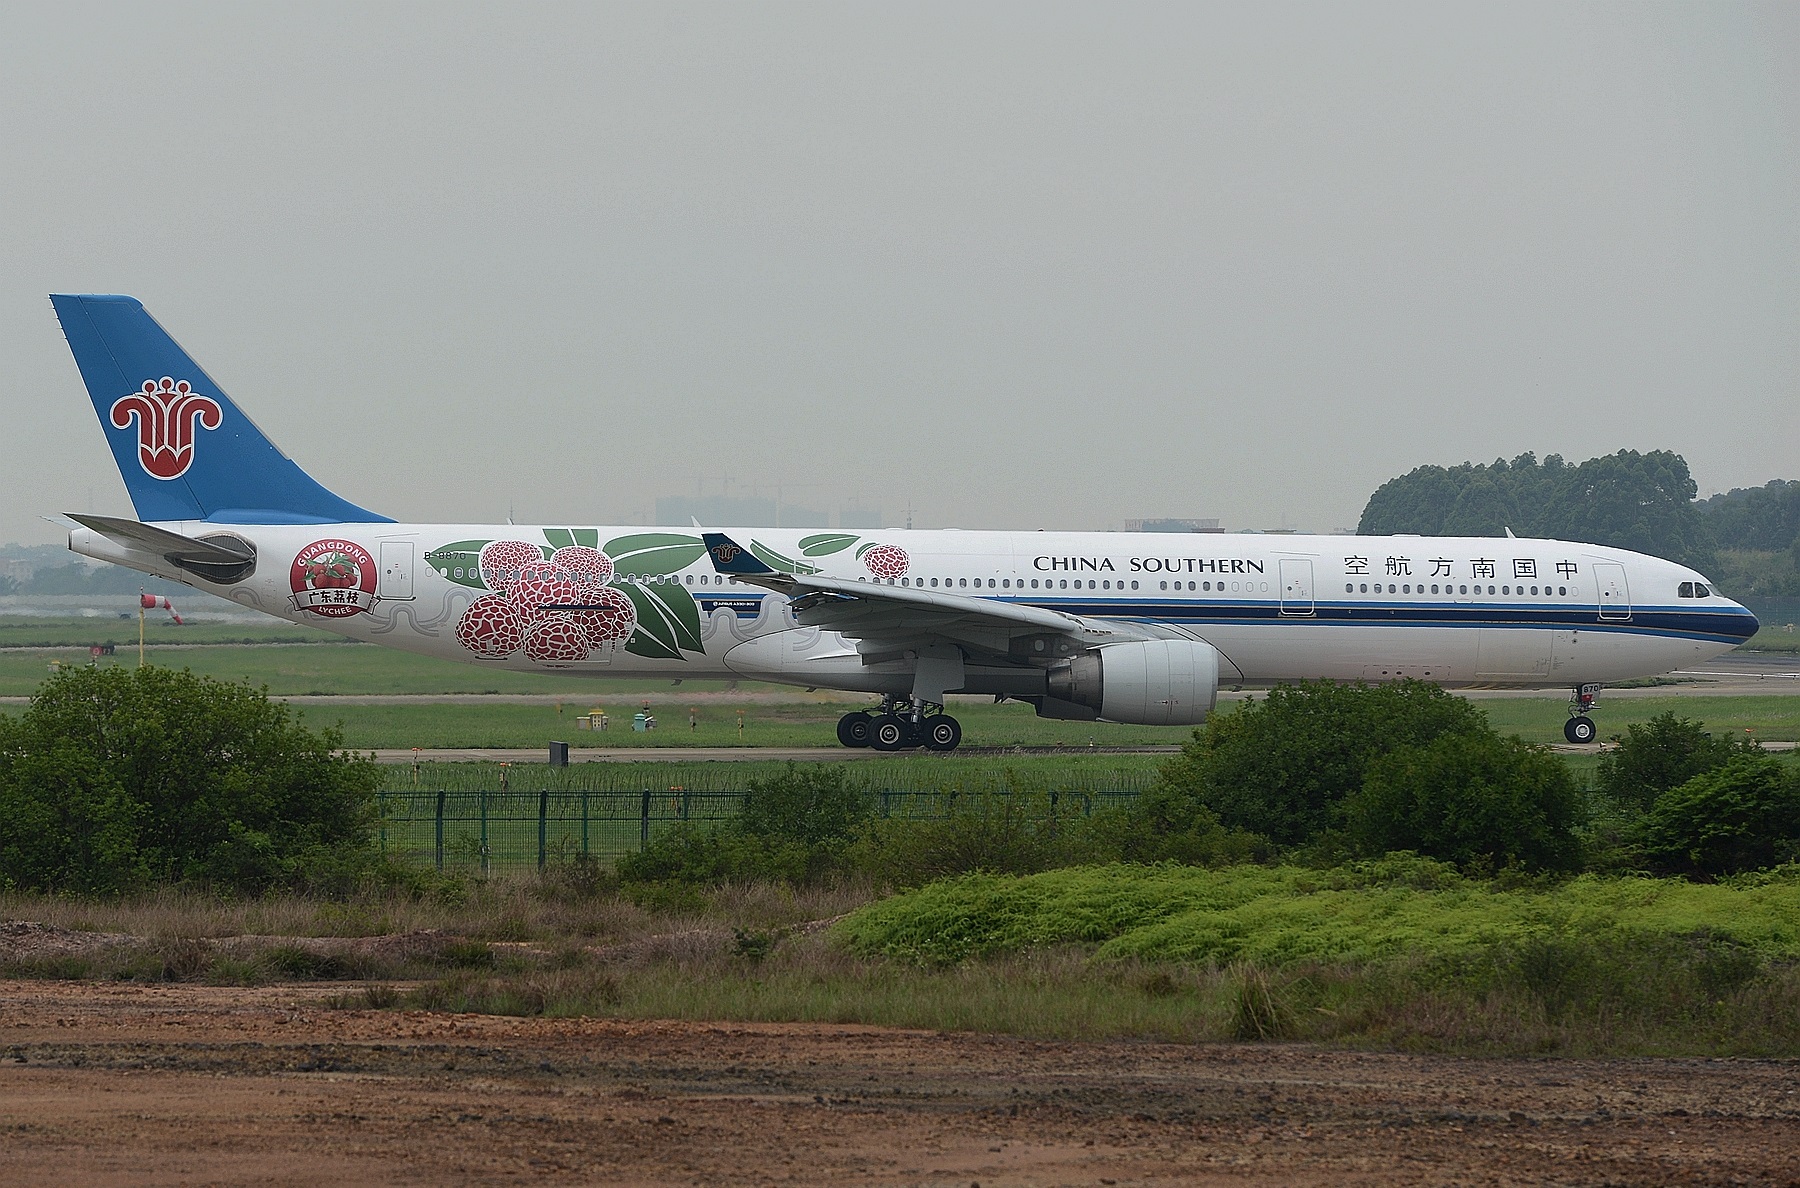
[0,979,1796,1186]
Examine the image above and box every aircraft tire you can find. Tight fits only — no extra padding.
[922,716,961,751]
[837,713,874,748]
[1564,716,1597,744]
[869,714,910,751]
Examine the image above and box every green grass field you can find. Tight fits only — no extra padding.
[278,693,1800,751]
[302,698,1186,749]
[0,642,784,697]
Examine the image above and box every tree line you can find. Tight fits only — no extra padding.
[1356,450,1800,579]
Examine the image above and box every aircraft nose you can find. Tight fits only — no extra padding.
[1728,602,1760,640]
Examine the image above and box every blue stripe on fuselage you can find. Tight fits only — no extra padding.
[972,598,1757,646]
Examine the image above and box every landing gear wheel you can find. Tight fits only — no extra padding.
[922,715,962,752]
[1564,716,1597,744]
[836,713,873,748]
[869,714,911,751]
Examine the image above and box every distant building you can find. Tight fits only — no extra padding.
[1125,518,1223,534]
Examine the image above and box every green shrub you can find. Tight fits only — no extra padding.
[1347,732,1585,872]
[616,823,814,886]
[739,763,873,846]
[835,861,1800,968]
[617,764,872,889]
[1079,782,1269,867]
[1159,680,1490,845]
[1597,712,1761,812]
[1637,754,1800,878]
[0,666,382,895]
[846,788,1099,887]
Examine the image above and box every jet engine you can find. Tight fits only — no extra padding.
[1042,639,1219,726]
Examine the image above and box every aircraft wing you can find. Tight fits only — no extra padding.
[702,531,1146,662]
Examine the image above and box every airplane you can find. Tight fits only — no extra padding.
[49,294,1759,751]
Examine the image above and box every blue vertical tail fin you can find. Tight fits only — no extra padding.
[51,294,390,524]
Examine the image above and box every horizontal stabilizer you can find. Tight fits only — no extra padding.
[67,513,254,566]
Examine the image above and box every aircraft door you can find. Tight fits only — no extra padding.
[380,541,416,601]
[1595,562,1630,621]
[1278,558,1314,616]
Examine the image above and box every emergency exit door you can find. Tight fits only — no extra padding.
[1595,562,1630,621]
[380,541,416,601]
[1279,558,1315,616]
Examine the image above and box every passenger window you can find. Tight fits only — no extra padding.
[1059,580,1067,589]
[1131,580,1139,590]
[1002,579,1011,589]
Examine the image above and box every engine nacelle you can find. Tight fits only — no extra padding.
[1044,639,1219,726]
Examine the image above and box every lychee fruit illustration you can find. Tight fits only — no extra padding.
[862,544,909,579]
[478,540,544,592]
[550,545,614,588]
[524,616,590,663]
[510,559,587,624]
[567,586,637,649]
[454,593,525,658]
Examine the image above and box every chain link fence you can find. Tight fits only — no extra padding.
[375,785,1145,874]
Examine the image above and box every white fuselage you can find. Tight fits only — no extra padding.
[70,522,1758,699]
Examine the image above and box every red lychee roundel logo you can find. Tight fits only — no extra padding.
[289,539,378,618]
[453,540,636,665]
[862,544,909,579]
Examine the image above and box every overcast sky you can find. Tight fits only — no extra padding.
[3,2,1795,543]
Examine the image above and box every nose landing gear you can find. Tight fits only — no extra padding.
[837,698,962,751]
[1564,683,1601,744]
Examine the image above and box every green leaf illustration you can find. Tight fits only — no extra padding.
[544,528,601,550]
[424,540,491,590]
[798,533,859,557]
[619,580,705,659]
[855,542,877,559]
[604,533,706,577]
[749,540,819,575]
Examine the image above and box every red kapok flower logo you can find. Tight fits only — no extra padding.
[110,377,223,480]
[861,544,909,579]
[289,539,378,618]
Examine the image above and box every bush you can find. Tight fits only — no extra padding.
[1347,732,1585,872]
[616,823,814,886]
[739,763,873,847]
[1597,712,1761,812]
[1157,680,1491,846]
[1636,754,1800,878]
[1078,783,1268,867]
[846,788,1099,888]
[0,666,381,895]
[617,764,870,889]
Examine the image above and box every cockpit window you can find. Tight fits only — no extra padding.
[1694,584,1709,598]
[1679,582,1694,598]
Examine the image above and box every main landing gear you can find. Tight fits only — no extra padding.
[1564,683,1602,744]
[837,699,962,752]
